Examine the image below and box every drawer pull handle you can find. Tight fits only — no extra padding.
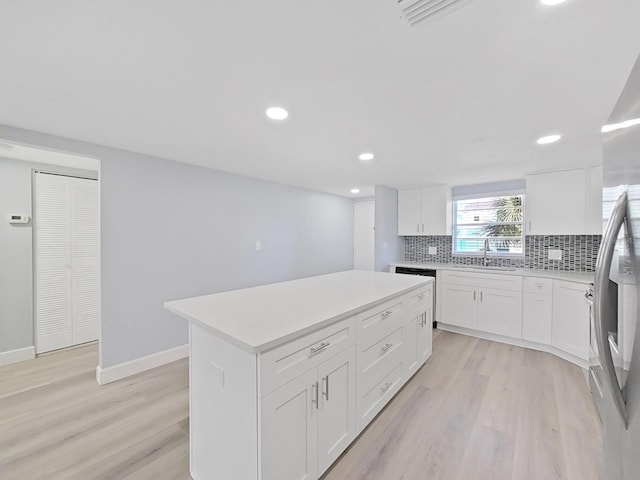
[418,294,425,300]
[381,310,393,318]
[380,382,392,393]
[380,343,393,354]
[309,342,330,356]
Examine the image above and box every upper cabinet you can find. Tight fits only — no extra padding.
[585,165,603,234]
[526,166,602,235]
[397,186,451,236]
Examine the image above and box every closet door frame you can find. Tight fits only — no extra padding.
[33,170,101,354]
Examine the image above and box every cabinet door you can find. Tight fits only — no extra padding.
[522,293,553,344]
[585,165,603,234]
[398,189,422,236]
[262,369,318,480]
[526,169,586,235]
[318,346,356,475]
[419,292,433,362]
[420,186,451,235]
[404,308,424,378]
[478,288,523,339]
[552,281,590,360]
[440,284,478,329]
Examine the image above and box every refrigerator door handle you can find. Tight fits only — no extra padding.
[594,191,628,427]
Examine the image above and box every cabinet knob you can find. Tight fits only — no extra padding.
[381,310,393,319]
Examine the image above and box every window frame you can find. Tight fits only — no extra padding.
[451,193,526,258]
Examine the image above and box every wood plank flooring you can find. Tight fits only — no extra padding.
[0,330,602,480]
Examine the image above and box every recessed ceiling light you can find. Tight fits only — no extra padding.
[265,107,288,120]
[602,118,640,133]
[350,188,360,194]
[540,0,568,6]
[536,134,562,145]
[358,153,374,161]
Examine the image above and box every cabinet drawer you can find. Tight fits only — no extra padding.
[405,285,432,311]
[356,297,405,340]
[524,277,552,295]
[357,326,403,388]
[260,317,355,397]
[357,361,403,431]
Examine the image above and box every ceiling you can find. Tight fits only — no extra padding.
[0,0,639,197]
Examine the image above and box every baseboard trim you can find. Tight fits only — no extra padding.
[96,344,188,385]
[0,346,36,367]
[437,324,589,370]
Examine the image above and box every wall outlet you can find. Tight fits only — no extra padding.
[428,246,437,255]
[548,249,562,261]
[255,240,262,251]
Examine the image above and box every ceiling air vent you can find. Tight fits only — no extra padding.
[397,0,477,27]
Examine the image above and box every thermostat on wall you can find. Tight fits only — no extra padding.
[8,214,30,224]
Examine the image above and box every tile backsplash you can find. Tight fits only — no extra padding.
[404,235,602,272]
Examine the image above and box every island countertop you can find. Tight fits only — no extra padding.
[164,270,432,354]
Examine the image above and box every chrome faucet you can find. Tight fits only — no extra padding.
[483,238,489,267]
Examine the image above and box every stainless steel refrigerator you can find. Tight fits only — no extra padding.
[591,53,640,479]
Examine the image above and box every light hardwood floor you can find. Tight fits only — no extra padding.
[0,330,602,480]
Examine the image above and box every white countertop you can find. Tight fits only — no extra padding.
[165,270,432,354]
[390,261,595,284]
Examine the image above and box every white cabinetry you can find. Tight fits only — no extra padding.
[262,346,357,480]
[526,166,603,235]
[585,165,603,234]
[404,285,433,379]
[178,275,434,480]
[439,271,523,339]
[436,268,590,366]
[398,186,451,236]
[522,278,553,344]
[262,369,319,480]
[552,280,590,361]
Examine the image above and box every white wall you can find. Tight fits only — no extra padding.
[0,125,354,368]
[374,185,404,272]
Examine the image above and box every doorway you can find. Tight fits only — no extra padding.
[354,201,375,271]
[33,171,100,354]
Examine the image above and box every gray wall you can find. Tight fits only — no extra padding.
[0,125,354,368]
[0,158,34,353]
[374,185,404,272]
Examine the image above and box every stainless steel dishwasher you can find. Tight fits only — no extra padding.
[394,266,437,328]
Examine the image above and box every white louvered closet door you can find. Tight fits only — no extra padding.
[34,173,99,354]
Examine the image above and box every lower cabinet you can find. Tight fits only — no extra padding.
[478,288,523,339]
[404,286,433,378]
[552,280,590,361]
[440,284,478,329]
[522,278,553,344]
[439,272,523,339]
[261,346,356,480]
[438,270,590,365]
[186,282,435,480]
[262,369,319,480]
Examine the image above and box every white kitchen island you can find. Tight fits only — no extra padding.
[165,270,433,480]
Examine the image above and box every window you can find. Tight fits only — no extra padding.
[452,189,525,257]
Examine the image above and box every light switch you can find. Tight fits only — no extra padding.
[255,240,262,251]
[210,361,224,388]
[548,249,562,261]
[428,247,437,255]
